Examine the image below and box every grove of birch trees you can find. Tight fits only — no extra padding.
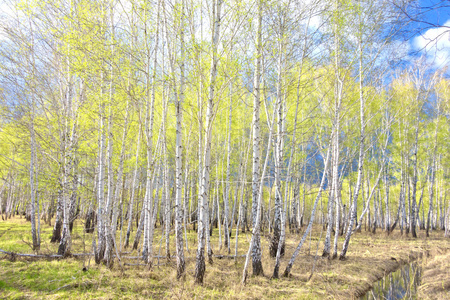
[0,0,449,284]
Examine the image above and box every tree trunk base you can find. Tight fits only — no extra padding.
[194,253,206,284]
[252,259,264,276]
[269,231,284,258]
[50,220,62,243]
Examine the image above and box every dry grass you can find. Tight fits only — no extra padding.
[1,216,450,299]
[418,249,450,300]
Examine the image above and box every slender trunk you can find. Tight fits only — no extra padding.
[270,34,285,258]
[330,0,342,258]
[28,14,40,252]
[162,83,169,258]
[249,0,264,278]
[217,164,222,250]
[184,171,190,253]
[175,47,186,280]
[141,0,159,266]
[340,29,365,259]
[125,127,141,248]
[332,99,341,259]
[242,99,277,284]
[235,139,251,261]
[384,164,390,232]
[427,111,439,237]
[355,164,386,231]
[132,189,145,250]
[224,93,232,252]
[283,143,332,277]
[59,47,77,257]
[194,0,222,284]
[401,153,407,235]
[95,86,106,263]
[30,118,39,251]
[410,108,420,238]
[163,163,170,257]
[104,63,115,266]
[323,147,335,257]
[106,97,130,265]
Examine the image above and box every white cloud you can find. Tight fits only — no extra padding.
[298,0,324,30]
[305,14,321,30]
[0,1,14,18]
[0,5,11,41]
[413,20,450,69]
[0,1,22,42]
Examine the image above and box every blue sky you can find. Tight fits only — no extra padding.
[418,0,450,28]
[0,0,448,70]
[411,0,450,69]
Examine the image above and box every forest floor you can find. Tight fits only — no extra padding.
[418,247,450,299]
[1,216,449,299]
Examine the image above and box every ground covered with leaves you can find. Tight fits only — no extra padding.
[1,217,449,299]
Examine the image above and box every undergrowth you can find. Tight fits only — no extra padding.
[1,217,449,299]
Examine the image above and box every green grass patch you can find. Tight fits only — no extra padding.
[1,216,450,299]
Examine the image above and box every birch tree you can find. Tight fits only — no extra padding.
[249,0,264,277]
[194,0,223,284]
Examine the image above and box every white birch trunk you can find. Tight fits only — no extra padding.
[283,141,332,277]
[194,0,222,284]
[250,0,264,277]
[224,95,232,252]
[174,0,186,277]
[125,126,141,249]
[142,0,160,265]
[242,100,277,284]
